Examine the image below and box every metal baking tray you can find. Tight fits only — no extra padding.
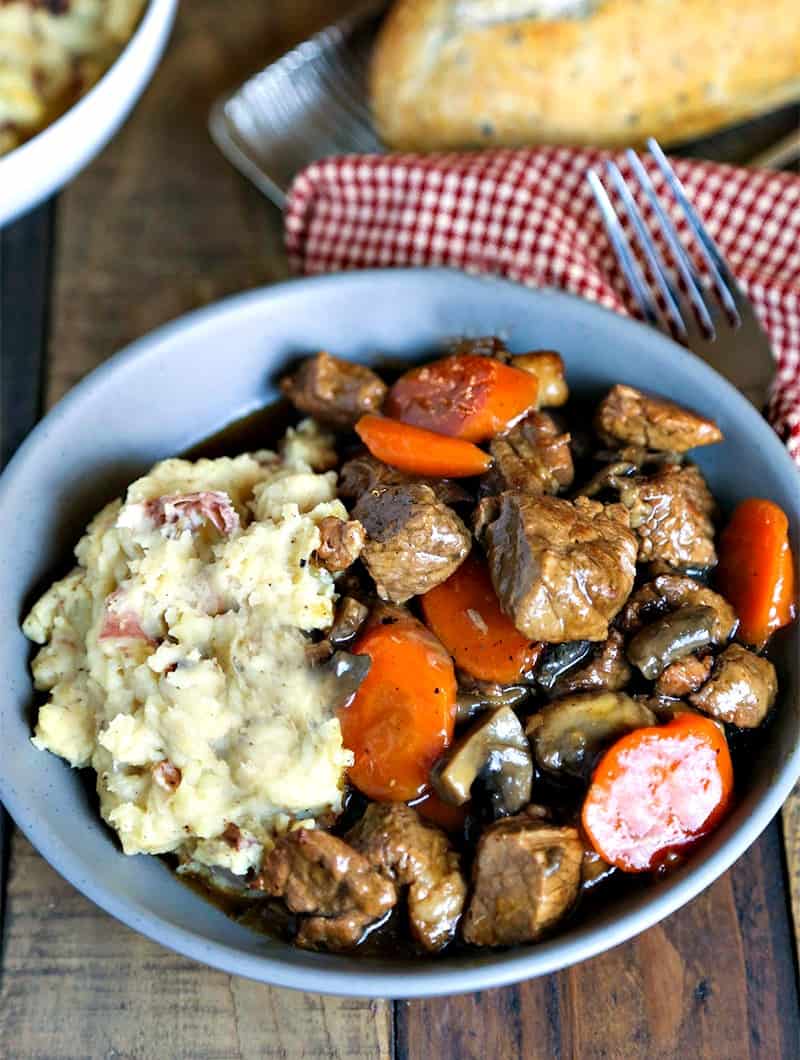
[209,4,799,210]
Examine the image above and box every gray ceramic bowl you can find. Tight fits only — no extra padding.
[1,270,798,998]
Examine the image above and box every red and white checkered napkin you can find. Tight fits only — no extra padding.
[285,146,800,465]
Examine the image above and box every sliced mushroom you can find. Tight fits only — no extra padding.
[626,604,717,680]
[329,596,370,649]
[455,684,529,725]
[314,650,372,710]
[535,640,593,692]
[432,705,533,816]
[526,692,656,780]
[619,574,736,641]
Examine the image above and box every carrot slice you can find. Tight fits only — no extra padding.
[582,714,733,873]
[421,551,542,683]
[771,537,797,634]
[339,610,457,801]
[384,354,539,442]
[355,414,491,478]
[716,498,797,647]
[412,791,468,835]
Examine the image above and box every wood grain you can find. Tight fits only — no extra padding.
[1,835,391,1060]
[46,0,356,407]
[782,781,800,966]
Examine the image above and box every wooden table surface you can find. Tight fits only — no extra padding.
[1,3,800,1057]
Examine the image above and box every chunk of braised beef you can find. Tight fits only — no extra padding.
[617,464,717,570]
[655,653,714,698]
[482,411,573,497]
[585,447,683,494]
[352,483,471,603]
[348,803,467,952]
[550,630,632,696]
[257,827,397,951]
[595,384,723,452]
[296,912,378,951]
[483,493,637,642]
[462,810,583,946]
[279,351,387,429]
[338,451,471,505]
[314,516,365,572]
[690,644,777,728]
[619,574,737,643]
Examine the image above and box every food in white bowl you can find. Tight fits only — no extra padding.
[0,0,146,155]
[24,337,797,957]
[0,0,176,226]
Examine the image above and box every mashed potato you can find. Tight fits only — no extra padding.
[0,0,146,155]
[24,423,355,876]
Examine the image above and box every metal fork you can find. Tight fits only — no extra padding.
[587,138,775,409]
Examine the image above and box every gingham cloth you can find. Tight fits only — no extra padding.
[285,147,800,465]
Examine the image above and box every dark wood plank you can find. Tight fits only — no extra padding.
[0,198,56,961]
[398,823,800,1060]
[0,200,54,464]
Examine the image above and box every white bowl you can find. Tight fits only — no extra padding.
[0,0,178,227]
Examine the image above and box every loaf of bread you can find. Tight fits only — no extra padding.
[370,0,800,151]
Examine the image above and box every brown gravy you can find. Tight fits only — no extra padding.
[171,397,772,959]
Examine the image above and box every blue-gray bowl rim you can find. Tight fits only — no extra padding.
[1,267,798,999]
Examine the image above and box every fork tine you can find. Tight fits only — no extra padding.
[646,139,741,326]
[624,149,715,338]
[604,160,686,338]
[586,169,661,330]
